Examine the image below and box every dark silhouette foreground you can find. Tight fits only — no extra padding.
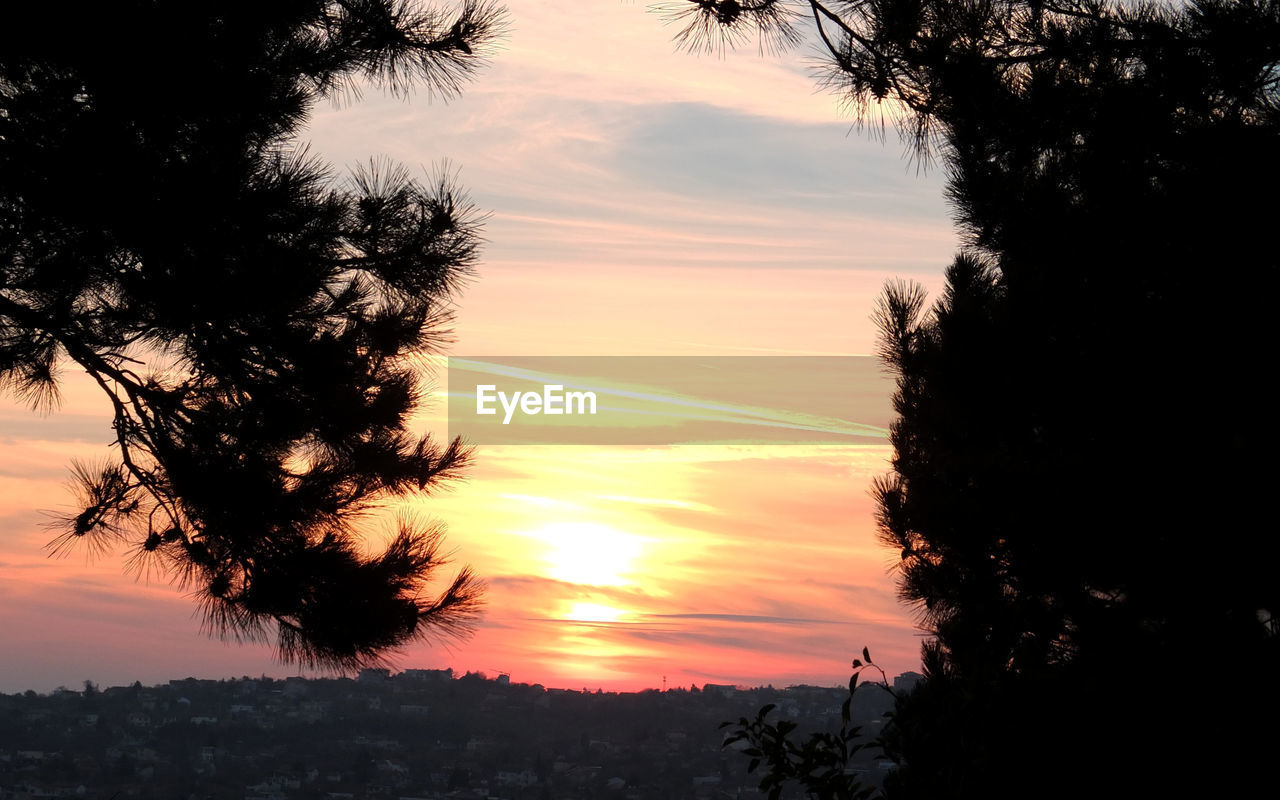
[653,2,1280,797]
[0,1,507,669]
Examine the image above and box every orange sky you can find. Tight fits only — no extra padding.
[0,1,956,693]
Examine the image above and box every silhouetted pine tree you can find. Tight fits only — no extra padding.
[655,2,1280,797]
[0,1,506,669]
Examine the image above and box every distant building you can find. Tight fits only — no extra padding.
[497,769,537,787]
[893,672,924,694]
[702,683,737,698]
[358,667,391,683]
[282,677,310,697]
[399,668,453,682]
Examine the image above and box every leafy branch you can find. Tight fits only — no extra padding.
[720,647,895,800]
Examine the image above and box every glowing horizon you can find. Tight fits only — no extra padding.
[0,0,954,695]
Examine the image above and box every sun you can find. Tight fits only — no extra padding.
[525,521,645,587]
[563,602,631,623]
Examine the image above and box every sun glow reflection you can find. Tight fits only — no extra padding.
[563,602,630,623]
[526,521,645,586]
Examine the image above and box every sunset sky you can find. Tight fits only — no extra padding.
[0,1,958,693]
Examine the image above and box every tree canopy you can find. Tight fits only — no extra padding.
[651,1,1280,796]
[0,0,506,669]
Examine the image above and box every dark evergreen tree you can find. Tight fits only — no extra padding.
[0,1,506,669]
[652,2,1280,797]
